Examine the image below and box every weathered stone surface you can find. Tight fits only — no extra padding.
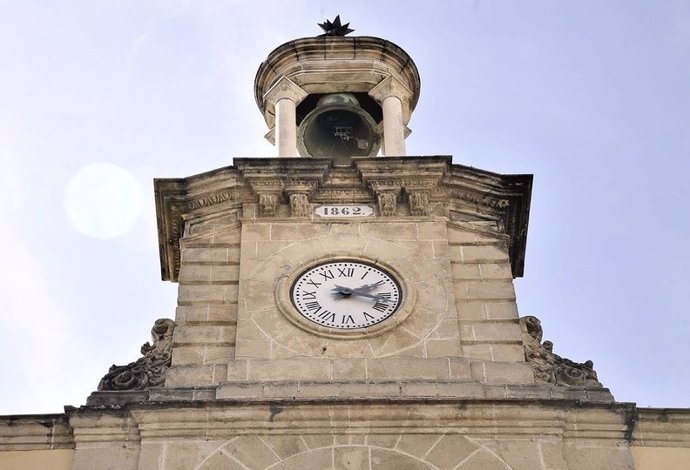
[520,315,604,388]
[155,157,532,281]
[96,319,176,393]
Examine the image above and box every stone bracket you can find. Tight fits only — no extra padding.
[155,156,532,281]
[355,158,446,216]
[236,158,332,218]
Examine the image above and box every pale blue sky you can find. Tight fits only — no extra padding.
[1,1,688,414]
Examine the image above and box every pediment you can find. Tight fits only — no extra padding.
[155,156,531,281]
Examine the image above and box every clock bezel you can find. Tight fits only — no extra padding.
[276,256,416,339]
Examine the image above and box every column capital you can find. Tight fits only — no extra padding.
[263,77,308,106]
[368,75,414,104]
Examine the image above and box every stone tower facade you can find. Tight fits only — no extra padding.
[2,21,689,470]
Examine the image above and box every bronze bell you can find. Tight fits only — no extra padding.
[297,93,381,161]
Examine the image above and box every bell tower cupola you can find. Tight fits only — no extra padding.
[254,16,420,160]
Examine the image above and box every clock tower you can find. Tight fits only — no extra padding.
[66,18,654,470]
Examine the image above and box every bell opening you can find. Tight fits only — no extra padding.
[297,93,381,159]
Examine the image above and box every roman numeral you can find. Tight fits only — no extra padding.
[301,290,317,300]
[363,312,375,321]
[360,270,370,280]
[307,279,322,288]
[341,315,355,325]
[319,270,335,281]
[317,310,336,323]
[378,292,392,299]
[305,301,321,311]
[337,267,354,277]
[372,302,388,313]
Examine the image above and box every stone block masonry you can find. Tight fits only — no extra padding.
[449,224,526,363]
[167,226,241,387]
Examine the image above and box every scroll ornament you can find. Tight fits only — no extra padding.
[97,318,176,391]
[519,316,602,388]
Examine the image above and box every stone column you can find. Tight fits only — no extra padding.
[369,75,413,156]
[263,77,308,158]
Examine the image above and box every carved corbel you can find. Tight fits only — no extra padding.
[408,191,430,216]
[369,180,402,216]
[284,179,318,217]
[377,191,397,216]
[258,193,280,217]
[244,179,285,218]
[288,193,310,217]
[402,178,439,216]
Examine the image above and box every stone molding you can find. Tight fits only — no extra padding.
[634,408,690,447]
[254,36,420,130]
[262,76,308,106]
[0,415,73,451]
[4,402,690,452]
[154,156,532,281]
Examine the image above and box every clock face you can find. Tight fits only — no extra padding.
[290,260,402,329]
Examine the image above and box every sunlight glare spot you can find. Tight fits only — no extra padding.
[63,162,143,240]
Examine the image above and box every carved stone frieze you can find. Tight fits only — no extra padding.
[285,179,319,192]
[312,188,372,203]
[182,191,233,212]
[520,316,602,388]
[452,190,510,209]
[368,180,403,193]
[289,193,310,217]
[402,179,439,190]
[97,319,176,391]
[166,204,184,279]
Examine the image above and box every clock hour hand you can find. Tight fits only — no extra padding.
[332,285,390,302]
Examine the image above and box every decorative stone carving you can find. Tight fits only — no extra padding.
[289,193,310,217]
[97,319,176,391]
[155,156,532,280]
[408,191,429,215]
[377,191,397,216]
[452,190,510,209]
[520,316,602,388]
[258,193,279,217]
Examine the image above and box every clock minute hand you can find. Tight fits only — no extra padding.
[353,280,385,292]
[332,285,391,303]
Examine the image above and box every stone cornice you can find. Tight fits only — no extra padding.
[445,163,533,277]
[633,408,690,447]
[0,414,73,451]
[154,167,252,281]
[3,402,690,449]
[254,36,421,129]
[154,156,532,281]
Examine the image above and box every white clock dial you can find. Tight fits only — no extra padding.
[290,260,402,329]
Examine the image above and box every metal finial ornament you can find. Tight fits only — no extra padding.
[318,15,354,37]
